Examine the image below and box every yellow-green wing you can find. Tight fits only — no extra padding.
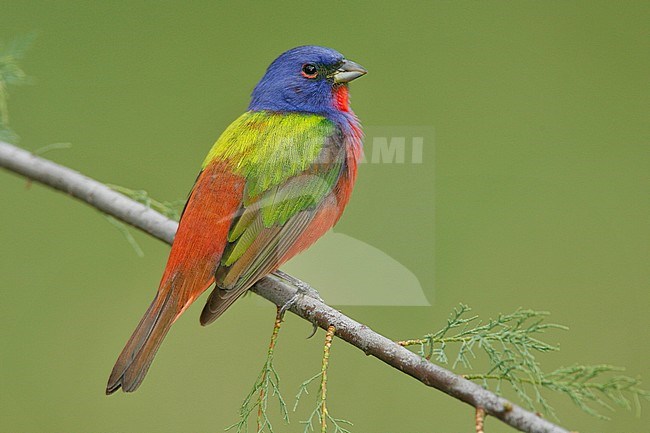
[199,111,347,325]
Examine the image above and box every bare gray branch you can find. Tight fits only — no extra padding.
[0,140,571,433]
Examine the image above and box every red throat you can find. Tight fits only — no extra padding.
[333,85,350,112]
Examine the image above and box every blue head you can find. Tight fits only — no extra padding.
[249,46,366,117]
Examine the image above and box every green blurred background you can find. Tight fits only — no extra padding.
[1,1,649,432]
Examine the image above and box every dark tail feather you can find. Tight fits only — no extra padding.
[199,283,248,326]
[106,285,178,394]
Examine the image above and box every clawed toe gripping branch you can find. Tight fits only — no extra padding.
[2,37,647,433]
[2,140,650,433]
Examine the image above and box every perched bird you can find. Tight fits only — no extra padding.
[106,46,366,394]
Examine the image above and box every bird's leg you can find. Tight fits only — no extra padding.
[275,270,324,311]
[274,270,323,337]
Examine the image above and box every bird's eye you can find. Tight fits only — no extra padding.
[301,64,318,79]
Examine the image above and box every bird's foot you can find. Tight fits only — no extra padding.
[275,270,324,338]
[276,270,324,309]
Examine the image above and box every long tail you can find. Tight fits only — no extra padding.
[106,278,182,394]
[106,162,244,393]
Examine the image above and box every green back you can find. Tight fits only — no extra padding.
[205,111,345,267]
[203,111,337,204]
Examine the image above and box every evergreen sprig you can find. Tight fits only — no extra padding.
[0,33,36,142]
[399,304,650,419]
[294,372,353,433]
[107,184,185,221]
[102,186,650,425]
[227,310,289,433]
[105,185,185,256]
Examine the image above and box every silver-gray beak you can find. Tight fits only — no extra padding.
[332,59,367,83]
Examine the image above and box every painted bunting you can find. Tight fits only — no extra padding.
[106,46,366,394]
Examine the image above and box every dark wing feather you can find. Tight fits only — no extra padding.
[199,136,346,326]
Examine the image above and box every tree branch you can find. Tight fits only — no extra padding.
[0,140,571,433]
